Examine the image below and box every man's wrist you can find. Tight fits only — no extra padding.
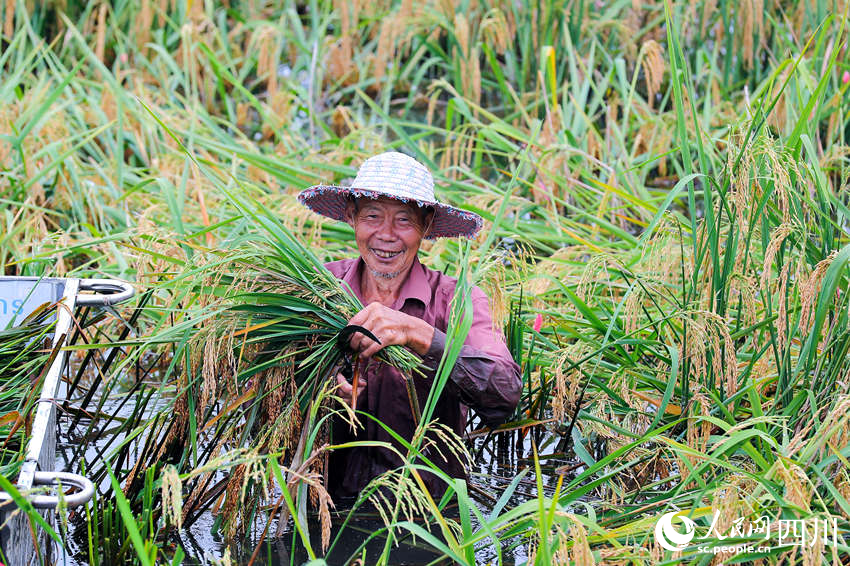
[422,328,446,365]
[407,316,435,356]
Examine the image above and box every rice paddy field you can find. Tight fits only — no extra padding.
[2,0,850,564]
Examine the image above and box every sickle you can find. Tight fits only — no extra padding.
[336,324,382,352]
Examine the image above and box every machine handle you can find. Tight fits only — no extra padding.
[0,471,95,510]
[75,278,135,306]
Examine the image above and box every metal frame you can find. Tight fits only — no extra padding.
[0,276,134,564]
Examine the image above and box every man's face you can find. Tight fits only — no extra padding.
[345,197,430,280]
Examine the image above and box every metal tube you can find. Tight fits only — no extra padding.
[0,471,95,510]
[17,279,79,492]
[75,278,134,306]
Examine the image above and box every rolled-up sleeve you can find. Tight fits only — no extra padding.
[421,287,522,426]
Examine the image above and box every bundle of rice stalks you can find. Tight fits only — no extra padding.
[0,304,57,478]
[200,198,421,419]
[182,198,423,534]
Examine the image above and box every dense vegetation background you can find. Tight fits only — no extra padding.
[2,0,850,564]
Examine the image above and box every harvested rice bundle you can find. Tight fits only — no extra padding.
[189,201,426,536]
[196,199,422,452]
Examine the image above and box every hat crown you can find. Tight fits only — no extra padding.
[297,151,483,239]
[351,152,435,203]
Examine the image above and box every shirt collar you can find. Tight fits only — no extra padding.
[395,255,431,309]
[339,257,364,301]
[341,255,430,308]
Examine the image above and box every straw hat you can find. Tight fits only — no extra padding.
[297,152,483,239]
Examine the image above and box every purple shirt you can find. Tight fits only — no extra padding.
[325,256,521,500]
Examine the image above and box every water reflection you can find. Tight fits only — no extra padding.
[227,516,452,566]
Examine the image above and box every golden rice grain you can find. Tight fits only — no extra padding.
[372,17,396,91]
[95,2,108,63]
[480,8,509,54]
[137,0,152,55]
[161,464,184,529]
[255,25,279,98]
[3,0,14,38]
[570,519,593,565]
[552,525,569,564]
[325,36,358,87]
[640,40,665,108]
[761,224,793,291]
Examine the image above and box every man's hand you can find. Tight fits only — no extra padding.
[347,303,435,359]
[336,373,367,407]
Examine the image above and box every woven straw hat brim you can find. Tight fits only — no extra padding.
[297,184,483,240]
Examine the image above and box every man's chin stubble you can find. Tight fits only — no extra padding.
[369,267,402,279]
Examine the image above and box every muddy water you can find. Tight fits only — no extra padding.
[227,429,578,565]
[55,390,577,565]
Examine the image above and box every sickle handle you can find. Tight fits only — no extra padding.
[336,324,382,352]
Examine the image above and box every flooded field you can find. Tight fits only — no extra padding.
[55,363,571,564]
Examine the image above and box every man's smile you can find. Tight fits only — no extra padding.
[371,248,403,259]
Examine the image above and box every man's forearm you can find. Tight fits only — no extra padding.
[422,329,522,425]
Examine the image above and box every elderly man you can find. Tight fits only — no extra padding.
[298,152,521,500]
